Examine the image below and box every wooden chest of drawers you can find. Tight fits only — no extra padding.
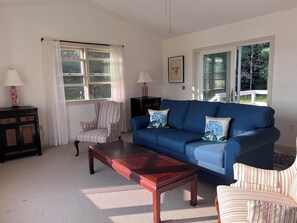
[130,97,161,118]
[0,106,42,163]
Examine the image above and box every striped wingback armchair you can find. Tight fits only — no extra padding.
[74,101,121,156]
[216,137,297,223]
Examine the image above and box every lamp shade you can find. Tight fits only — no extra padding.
[137,71,152,83]
[2,68,24,86]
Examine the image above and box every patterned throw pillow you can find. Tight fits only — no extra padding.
[202,116,231,142]
[147,109,170,128]
[247,200,297,223]
[80,119,96,133]
[289,175,297,202]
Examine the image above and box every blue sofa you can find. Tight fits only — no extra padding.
[130,99,280,185]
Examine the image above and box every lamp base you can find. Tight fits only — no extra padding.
[10,86,19,108]
[141,83,148,97]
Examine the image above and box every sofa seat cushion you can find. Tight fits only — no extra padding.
[217,103,275,137]
[217,185,297,223]
[160,99,191,130]
[183,100,220,133]
[157,131,202,154]
[136,128,179,145]
[185,141,225,168]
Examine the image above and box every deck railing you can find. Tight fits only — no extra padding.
[209,90,267,105]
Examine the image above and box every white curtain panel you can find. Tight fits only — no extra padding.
[110,45,127,132]
[41,38,69,146]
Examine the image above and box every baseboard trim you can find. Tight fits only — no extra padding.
[275,143,296,156]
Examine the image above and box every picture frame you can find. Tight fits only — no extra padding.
[168,55,184,83]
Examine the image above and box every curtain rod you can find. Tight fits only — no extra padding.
[40,38,124,47]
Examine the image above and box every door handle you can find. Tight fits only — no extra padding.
[230,89,234,102]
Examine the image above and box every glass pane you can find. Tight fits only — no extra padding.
[237,42,269,106]
[90,76,111,82]
[61,49,82,59]
[89,61,110,74]
[63,76,83,84]
[89,84,111,99]
[64,87,85,101]
[62,61,83,74]
[203,52,229,102]
[87,51,110,59]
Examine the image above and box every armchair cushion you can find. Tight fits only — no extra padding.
[76,129,108,143]
[217,185,296,223]
[247,200,297,223]
[80,119,96,133]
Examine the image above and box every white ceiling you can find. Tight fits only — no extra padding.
[2,0,297,38]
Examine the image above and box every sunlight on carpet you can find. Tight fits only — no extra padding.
[82,186,151,209]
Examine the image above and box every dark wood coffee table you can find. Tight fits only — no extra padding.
[88,140,198,223]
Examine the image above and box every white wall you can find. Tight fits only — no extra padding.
[0,1,163,143]
[163,8,297,150]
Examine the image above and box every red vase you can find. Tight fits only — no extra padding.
[10,86,19,108]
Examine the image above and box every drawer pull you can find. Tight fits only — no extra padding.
[0,118,17,124]
[20,116,35,122]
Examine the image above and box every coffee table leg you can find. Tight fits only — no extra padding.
[190,175,197,206]
[153,190,161,223]
[88,150,95,174]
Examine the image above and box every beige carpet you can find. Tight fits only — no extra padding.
[0,133,218,223]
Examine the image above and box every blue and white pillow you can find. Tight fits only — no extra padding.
[147,109,170,128]
[202,116,231,142]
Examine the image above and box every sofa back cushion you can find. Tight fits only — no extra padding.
[160,99,191,129]
[217,103,274,137]
[183,101,220,133]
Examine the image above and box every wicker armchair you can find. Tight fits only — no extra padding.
[74,101,121,156]
[216,137,297,223]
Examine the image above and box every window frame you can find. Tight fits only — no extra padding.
[60,42,112,103]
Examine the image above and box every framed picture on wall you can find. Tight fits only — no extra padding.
[168,55,184,83]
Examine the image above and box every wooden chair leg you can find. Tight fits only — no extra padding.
[215,196,221,223]
[74,140,80,156]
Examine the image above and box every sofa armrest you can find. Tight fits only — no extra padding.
[224,127,280,184]
[130,115,150,144]
[226,127,280,156]
[130,115,150,130]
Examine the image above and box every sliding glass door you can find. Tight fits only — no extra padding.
[196,40,272,106]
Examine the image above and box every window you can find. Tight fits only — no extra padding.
[60,44,111,101]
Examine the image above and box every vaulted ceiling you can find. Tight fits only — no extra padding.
[1,0,297,38]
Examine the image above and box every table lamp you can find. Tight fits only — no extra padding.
[137,71,152,97]
[2,68,24,108]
